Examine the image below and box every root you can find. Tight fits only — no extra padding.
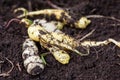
[4,18,20,28]
[77,29,95,42]
[80,38,120,48]
[27,0,32,11]
[0,61,4,73]
[16,63,21,72]
[47,0,62,10]
[73,47,90,56]
[0,58,14,77]
[86,15,120,23]
[108,38,120,47]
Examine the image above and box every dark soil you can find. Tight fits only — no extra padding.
[1,0,120,80]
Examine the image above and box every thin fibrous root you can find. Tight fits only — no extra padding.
[16,63,21,72]
[47,0,63,9]
[0,58,14,77]
[4,18,20,28]
[80,38,120,48]
[86,15,120,23]
[27,0,32,11]
[0,61,4,73]
[78,29,95,42]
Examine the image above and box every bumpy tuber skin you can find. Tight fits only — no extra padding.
[22,38,44,75]
[14,8,91,64]
[33,19,63,33]
[40,41,70,64]
[14,8,91,29]
[52,49,70,64]
[20,18,89,64]
[75,17,91,29]
[26,21,89,56]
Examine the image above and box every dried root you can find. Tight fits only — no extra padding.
[16,63,21,72]
[86,14,120,26]
[0,58,14,77]
[80,38,120,48]
[86,15,120,23]
[47,0,63,9]
[4,18,21,28]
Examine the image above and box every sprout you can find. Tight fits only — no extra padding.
[21,18,33,27]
